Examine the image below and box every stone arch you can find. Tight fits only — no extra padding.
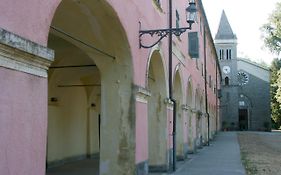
[47,1,135,175]
[186,78,194,153]
[173,68,185,160]
[145,45,168,91]
[146,50,169,172]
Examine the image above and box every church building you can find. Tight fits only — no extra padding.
[215,10,271,131]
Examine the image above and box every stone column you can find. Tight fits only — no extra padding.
[0,28,53,175]
[181,104,189,158]
[135,86,151,175]
[164,98,173,171]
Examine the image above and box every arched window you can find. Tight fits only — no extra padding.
[225,77,229,85]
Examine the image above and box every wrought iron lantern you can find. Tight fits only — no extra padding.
[139,1,197,49]
[186,0,197,27]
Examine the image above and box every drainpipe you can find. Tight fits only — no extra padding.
[168,0,177,172]
[203,27,210,146]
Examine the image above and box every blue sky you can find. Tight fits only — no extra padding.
[201,0,279,64]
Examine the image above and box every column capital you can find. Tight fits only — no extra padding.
[134,85,151,103]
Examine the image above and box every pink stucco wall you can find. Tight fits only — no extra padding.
[0,0,60,46]
[0,67,47,175]
[0,0,220,171]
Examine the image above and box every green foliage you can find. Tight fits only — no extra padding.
[262,2,281,129]
[261,2,281,54]
[270,58,281,129]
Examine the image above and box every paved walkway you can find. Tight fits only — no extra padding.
[47,132,245,175]
[172,132,245,175]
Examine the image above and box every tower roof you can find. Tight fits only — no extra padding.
[215,10,237,40]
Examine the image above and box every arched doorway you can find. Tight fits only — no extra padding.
[46,1,134,175]
[147,50,168,172]
[173,70,185,160]
[238,94,252,131]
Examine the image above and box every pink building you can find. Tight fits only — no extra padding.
[0,0,221,174]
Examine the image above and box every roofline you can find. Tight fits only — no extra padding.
[197,0,222,80]
[237,58,270,71]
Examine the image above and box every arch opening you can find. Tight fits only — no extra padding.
[147,51,169,172]
[186,81,194,153]
[46,1,134,174]
[173,71,185,160]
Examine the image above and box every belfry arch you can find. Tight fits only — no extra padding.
[46,1,135,175]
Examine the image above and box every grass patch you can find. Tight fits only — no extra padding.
[238,133,258,175]
[240,151,258,175]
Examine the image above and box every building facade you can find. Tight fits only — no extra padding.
[0,0,220,175]
[215,11,271,131]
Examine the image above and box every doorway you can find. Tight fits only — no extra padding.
[239,109,248,131]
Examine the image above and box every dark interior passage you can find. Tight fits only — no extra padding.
[239,109,248,131]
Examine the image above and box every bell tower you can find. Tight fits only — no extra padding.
[215,10,238,85]
[215,10,237,61]
[215,10,239,130]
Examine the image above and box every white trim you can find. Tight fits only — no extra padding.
[136,96,148,104]
[0,43,52,77]
[0,28,54,77]
[214,39,237,44]
[134,86,151,104]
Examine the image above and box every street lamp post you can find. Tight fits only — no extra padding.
[139,0,197,172]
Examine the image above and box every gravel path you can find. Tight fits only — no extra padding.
[238,131,281,175]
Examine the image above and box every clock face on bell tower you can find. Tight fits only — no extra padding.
[222,66,231,74]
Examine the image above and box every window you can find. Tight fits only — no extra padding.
[188,32,199,58]
[176,10,180,29]
[157,0,161,6]
[225,77,229,86]
[226,50,229,60]
[219,49,225,60]
[226,49,232,60]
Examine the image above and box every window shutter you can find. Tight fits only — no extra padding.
[188,32,199,58]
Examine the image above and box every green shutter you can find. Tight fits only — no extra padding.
[188,32,199,58]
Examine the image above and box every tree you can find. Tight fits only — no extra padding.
[270,59,281,129]
[261,2,281,55]
[261,3,281,129]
